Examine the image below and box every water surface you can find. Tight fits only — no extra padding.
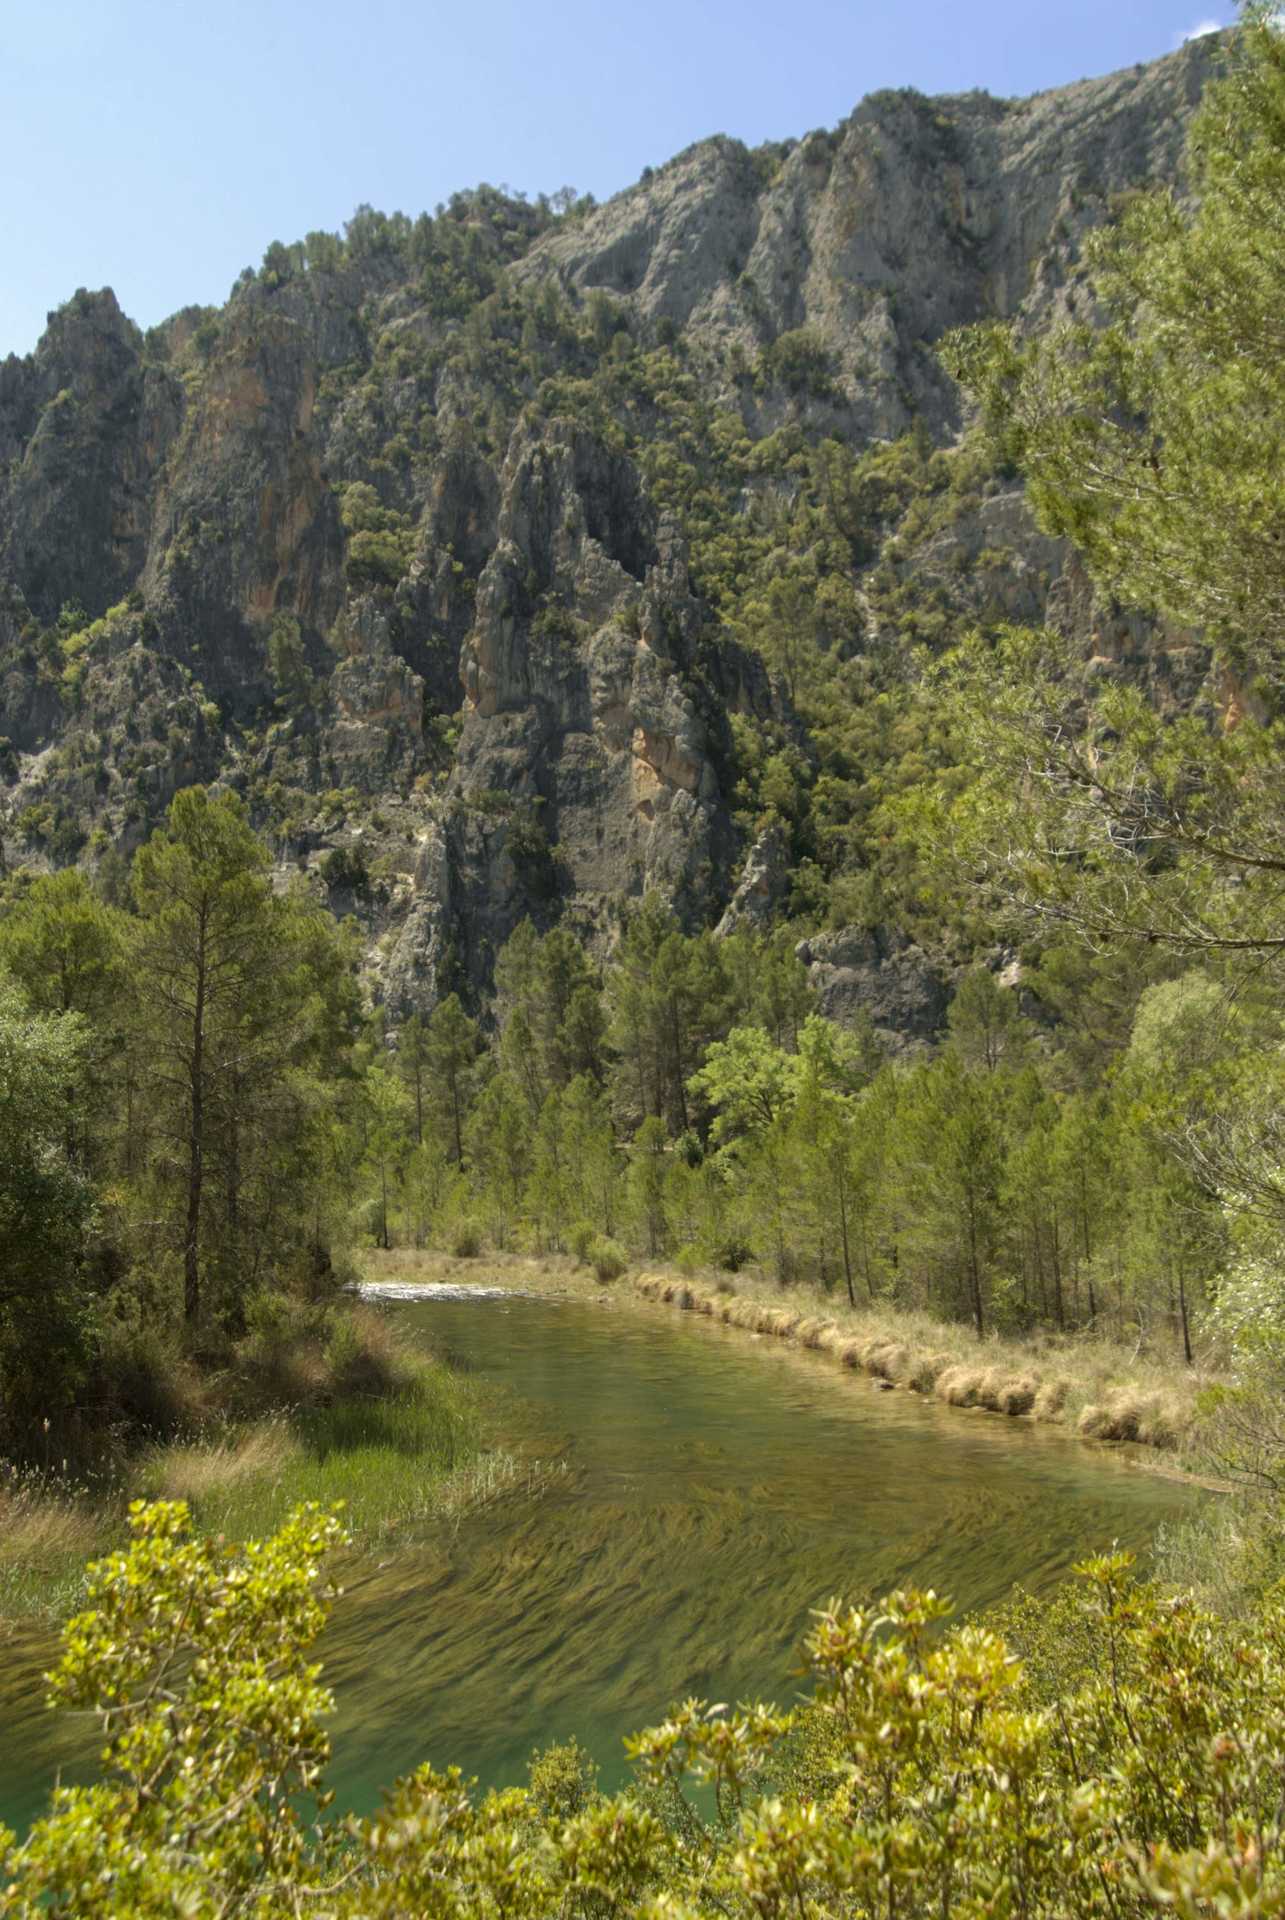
[0,1292,1199,1829]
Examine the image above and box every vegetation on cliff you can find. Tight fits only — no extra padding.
[7,8,1285,1910]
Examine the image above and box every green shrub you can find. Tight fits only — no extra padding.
[526,1737,598,1825]
[569,1219,595,1265]
[588,1235,627,1283]
[14,1520,1285,1919]
[450,1218,483,1259]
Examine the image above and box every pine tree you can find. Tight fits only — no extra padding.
[129,788,344,1327]
[423,995,480,1165]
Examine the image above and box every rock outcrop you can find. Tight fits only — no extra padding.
[0,38,1224,1029]
[796,927,949,1052]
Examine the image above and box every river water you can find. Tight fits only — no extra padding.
[0,1290,1199,1830]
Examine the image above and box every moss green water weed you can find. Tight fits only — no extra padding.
[6,1507,1282,1920]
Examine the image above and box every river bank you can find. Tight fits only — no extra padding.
[357,1248,1222,1472]
[0,1300,521,1628]
[0,1281,1201,1839]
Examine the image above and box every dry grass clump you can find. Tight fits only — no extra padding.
[798,1319,840,1351]
[140,1419,299,1506]
[1034,1380,1068,1422]
[981,1367,1033,1413]
[997,1377,1038,1416]
[864,1340,909,1383]
[906,1351,955,1394]
[936,1366,984,1408]
[1078,1390,1181,1450]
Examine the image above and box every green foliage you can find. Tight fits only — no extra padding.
[129,788,353,1328]
[588,1235,627,1283]
[756,326,836,396]
[450,1217,483,1258]
[946,9,1285,666]
[339,483,416,589]
[0,974,94,1436]
[12,1513,1285,1918]
[0,1502,348,1915]
[912,10,1285,1367]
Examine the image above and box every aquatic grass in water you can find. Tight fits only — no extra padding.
[0,1293,1201,1837]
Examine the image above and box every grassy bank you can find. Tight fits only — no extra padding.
[358,1247,1218,1463]
[0,1300,522,1627]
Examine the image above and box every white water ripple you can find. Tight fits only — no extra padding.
[357,1280,545,1302]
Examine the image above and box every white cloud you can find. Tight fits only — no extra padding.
[1176,15,1224,41]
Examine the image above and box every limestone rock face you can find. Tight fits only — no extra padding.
[525,40,1216,437]
[0,38,1222,1027]
[0,290,180,624]
[716,823,791,937]
[379,821,454,1017]
[446,423,738,981]
[326,597,425,791]
[796,927,949,1051]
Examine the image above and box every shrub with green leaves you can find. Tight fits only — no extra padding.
[588,1235,627,1283]
[7,1505,1285,1916]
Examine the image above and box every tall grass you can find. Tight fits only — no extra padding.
[132,1359,491,1544]
[0,1465,109,1622]
[0,1300,514,1623]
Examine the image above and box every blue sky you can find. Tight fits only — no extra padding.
[2,0,1234,359]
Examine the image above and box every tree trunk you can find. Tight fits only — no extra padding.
[836,1168,856,1308]
[967,1206,984,1338]
[1177,1263,1194,1366]
[184,905,208,1327]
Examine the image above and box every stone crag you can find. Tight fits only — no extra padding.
[0,37,1221,1032]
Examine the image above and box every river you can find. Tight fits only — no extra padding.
[0,1288,1200,1831]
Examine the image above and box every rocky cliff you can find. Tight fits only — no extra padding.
[0,37,1221,1026]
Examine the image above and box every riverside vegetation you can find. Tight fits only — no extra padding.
[0,787,508,1621]
[0,1502,1281,1917]
[6,2,1285,1909]
[365,1247,1206,1456]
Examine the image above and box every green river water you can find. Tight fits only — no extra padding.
[0,1288,1200,1831]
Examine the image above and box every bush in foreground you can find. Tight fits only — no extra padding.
[4,1501,1285,1916]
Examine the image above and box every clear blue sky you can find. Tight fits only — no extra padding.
[2,0,1234,360]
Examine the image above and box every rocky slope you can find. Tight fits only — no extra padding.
[0,37,1221,1027]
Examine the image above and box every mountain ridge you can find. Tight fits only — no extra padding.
[0,33,1223,1039]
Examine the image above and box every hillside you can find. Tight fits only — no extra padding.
[0,35,1220,1037]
